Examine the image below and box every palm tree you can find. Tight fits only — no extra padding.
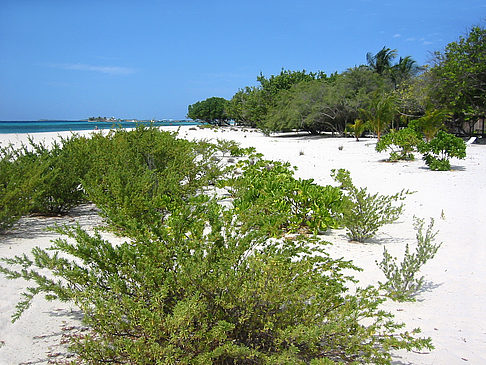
[390,56,422,89]
[366,47,397,75]
[360,91,397,141]
[346,119,368,141]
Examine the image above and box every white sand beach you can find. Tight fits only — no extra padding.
[0,126,485,364]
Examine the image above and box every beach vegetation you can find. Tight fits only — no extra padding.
[346,118,368,141]
[332,169,410,242]
[376,127,420,161]
[263,67,388,135]
[81,126,224,235]
[417,130,467,171]
[0,197,433,364]
[366,46,398,76]
[221,158,343,235]
[377,217,442,301]
[408,108,450,142]
[360,91,397,141]
[0,126,435,363]
[428,26,486,136]
[0,145,44,233]
[22,135,91,215]
[187,96,230,126]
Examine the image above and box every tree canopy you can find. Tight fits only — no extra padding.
[187,97,230,125]
[429,26,486,132]
[189,25,484,137]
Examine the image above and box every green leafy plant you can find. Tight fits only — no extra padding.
[332,169,411,242]
[223,158,343,235]
[1,197,433,363]
[0,145,44,232]
[376,127,420,161]
[418,130,466,171]
[346,118,368,141]
[408,108,450,142]
[377,217,442,301]
[16,134,91,215]
[82,126,224,235]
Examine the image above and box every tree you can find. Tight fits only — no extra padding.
[346,119,368,141]
[360,91,397,140]
[228,69,328,128]
[263,67,388,135]
[429,26,486,134]
[366,46,398,75]
[391,56,422,89]
[187,97,230,126]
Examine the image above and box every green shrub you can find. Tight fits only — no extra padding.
[418,130,466,171]
[82,126,224,235]
[17,135,91,215]
[0,197,432,363]
[332,169,411,242]
[223,159,343,235]
[0,145,44,232]
[376,128,420,161]
[377,217,442,301]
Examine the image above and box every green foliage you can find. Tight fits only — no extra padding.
[222,159,343,235]
[346,119,368,141]
[377,217,442,301]
[264,67,388,135]
[0,196,433,363]
[366,46,398,76]
[430,26,486,131]
[376,127,420,161]
[332,169,410,242]
[0,145,43,232]
[82,126,223,235]
[408,108,450,142]
[22,135,91,215]
[418,130,467,171]
[187,96,230,125]
[360,91,397,140]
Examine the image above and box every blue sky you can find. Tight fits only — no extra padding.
[0,0,484,120]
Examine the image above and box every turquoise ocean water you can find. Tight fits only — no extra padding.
[0,120,197,134]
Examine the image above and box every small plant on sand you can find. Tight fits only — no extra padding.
[346,118,368,141]
[418,130,466,171]
[376,127,420,161]
[332,169,410,242]
[377,217,442,301]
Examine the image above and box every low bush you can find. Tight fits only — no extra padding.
[82,126,224,235]
[332,169,411,242]
[377,217,442,301]
[17,135,91,215]
[376,127,420,161]
[0,145,44,232]
[223,159,343,235]
[0,197,433,363]
[418,130,466,171]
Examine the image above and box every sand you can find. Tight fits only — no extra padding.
[0,126,485,364]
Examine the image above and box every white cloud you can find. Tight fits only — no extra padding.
[59,63,135,75]
[393,33,401,38]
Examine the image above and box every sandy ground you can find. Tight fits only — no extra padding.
[0,126,485,364]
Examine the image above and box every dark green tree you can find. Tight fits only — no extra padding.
[187,97,230,126]
[366,47,398,75]
[429,26,486,135]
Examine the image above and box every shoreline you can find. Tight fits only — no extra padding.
[1,126,485,364]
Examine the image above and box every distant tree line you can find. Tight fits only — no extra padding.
[188,26,485,137]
